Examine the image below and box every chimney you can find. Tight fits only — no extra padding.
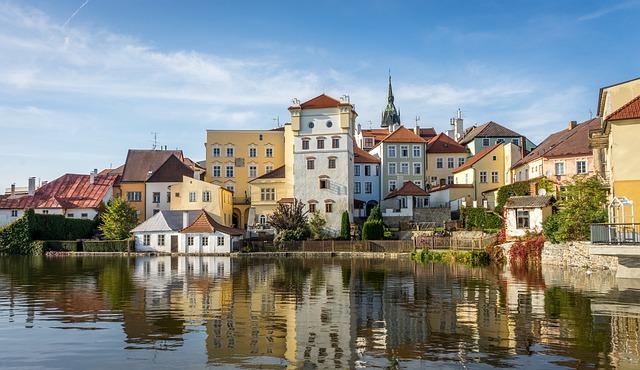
[28,177,36,196]
[182,211,189,229]
[10,183,15,196]
[414,125,420,135]
[89,169,97,185]
[568,120,577,130]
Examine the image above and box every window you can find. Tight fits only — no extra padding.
[516,210,530,229]
[332,138,340,148]
[414,180,422,189]
[458,157,465,167]
[325,203,333,213]
[308,203,316,213]
[143,235,150,246]
[167,192,171,203]
[203,191,211,202]
[302,139,309,150]
[158,235,165,246]
[127,191,142,202]
[413,145,421,157]
[266,147,273,157]
[316,138,325,149]
[430,176,438,185]
[326,120,333,127]
[328,158,336,169]
[202,236,209,246]
[479,171,487,183]
[436,158,443,169]
[388,145,396,157]
[259,214,267,224]
[225,165,234,178]
[67,213,74,218]
[577,160,587,174]
[42,210,49,214]
[189,192,196,202]
[354,165,361,176]
[354,182,361,194]
[447,176,454,184]
[308,121,315,128]
[212,146,220,157]
[482,138,490,146]
[492,155,497,161]
[81,213,88,218]
[249,147,257,157]
[152,192,161,204]
[512,138,519,145]
[365,182,372,194]
[413,163,422,175]
[187,236,194,246]
[260,188,275,201]
[10,210,18,217]
[307,159,315,170]
[226,146,234,157]
[249,165,257,178]
[400,145,409,157]
[364,137,374,148]
[447,157,454,169]
[259,134,263,141]
[389,180,397,192]
[319,179,329,189]
[265,165,273,173]
[496,138,505,144]
[175,192,180,198]
[388,163,397,175]
[491,171,499,183]
[217,236,225,246]
[227,184,234,193]
[364,165,371,176]
[213,165,221,177]
[400,163,409,174]
[555,162,565,175]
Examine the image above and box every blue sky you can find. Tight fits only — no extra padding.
[1,0,639,188]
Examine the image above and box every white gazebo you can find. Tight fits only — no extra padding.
[608,196,635,224]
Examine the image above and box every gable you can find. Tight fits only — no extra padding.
[146,155,194,183]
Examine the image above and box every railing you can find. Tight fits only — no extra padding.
[591,223,640,244]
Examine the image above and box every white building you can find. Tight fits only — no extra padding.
[503,195,554,240]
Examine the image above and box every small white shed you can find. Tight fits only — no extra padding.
[504,195,554,240]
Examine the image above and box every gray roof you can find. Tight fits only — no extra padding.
[131,210,201,233]
[504,195,554,209]
[459,121,524,145]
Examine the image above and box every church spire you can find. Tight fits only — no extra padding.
[381,72,401,128]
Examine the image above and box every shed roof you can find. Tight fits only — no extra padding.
[385,181,430,199]
[504,195,554,209]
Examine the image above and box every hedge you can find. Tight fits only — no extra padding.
[82,240,132,252]
[31,213,96,240]
[42,240,80,252]
[0,213,33,255]
[461,207,502,231]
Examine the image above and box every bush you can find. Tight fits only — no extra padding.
[308,212,328,240]
[0,212,34,255]
[542,213,561,243]
[411,249,490,267]
[509,235,545,266]
[43,240,80,252]
[83,240,132,252]
[362,221,384,240]
[31,214,95,240]
[461,207,502,230]
[273,227,310,246]
[99,197,138,240]
[339,211,350,240]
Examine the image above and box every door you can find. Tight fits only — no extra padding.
[170,235,178,253]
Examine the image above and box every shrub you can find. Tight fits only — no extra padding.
[542,213,561,243]
[339,211,350,240]
[99,197,138,240]
[31,214,95,240]
[461,207,502,230]
[411,249,490,267]
[43,240,80,252]
[308,212,328,240]
[509,235,545,266]
[273,227,310,246]
[362,221,384,240]
[83,240,132,252]
[0,212,34,255]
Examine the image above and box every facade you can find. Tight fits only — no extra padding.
[0,172,118,227]
[453,143,522,209]
[503,195,554,240]
[381,181,430,218]
[425,133,469,188]
[459,121,536,155]
[247,166,287,232]
[511,118,600,186]
[169,176,234,227]
[205,128,285,229]
[353,143,380,217]
[427,184,474,211]
[369,126,428,209]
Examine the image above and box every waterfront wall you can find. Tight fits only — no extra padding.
[501,241,618,270]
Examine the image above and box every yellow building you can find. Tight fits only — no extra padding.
[425,132,469,187]
[594,77,640,222]
[205,129,285,228]
[452,143,522,209]
[247,166,289,228]
[169,176,233,227]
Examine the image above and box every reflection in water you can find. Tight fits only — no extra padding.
[1,256,640,369]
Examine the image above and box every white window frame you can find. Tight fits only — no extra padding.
[555,161,565,176]
[576,160,587,174]
[249,165,257,178]
[400,145,409,157]
[479,171,488,183]
[436,158,443,169]
[400,162,409,174]
[388,180,397,192]
[388,163,397,175]
[354,165,361,177]
[158,234,165,246]
[354,182,361,194]
[412,145,421,157]
[413,162,422,175]
[189,192,197,202]
[388,145,397,158]
[143,234,150,246]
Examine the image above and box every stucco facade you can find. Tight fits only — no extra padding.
[169,176,233,227]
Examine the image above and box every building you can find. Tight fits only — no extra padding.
[511,118,601,186]
[425,132,469,188]
[503,195,554,240]
[369,126,428,209]
[452,143,522,209]
[247,166,287,232]
[427,184,474,211]
[119,149,196,221]
[0,172,119,227]
[353,142,381,218]
[591,77,640,222]
[132,210,244,253]
[169,176,234,227]
[381,180,430,219]
[459,121,536,155]
[204,128,285,229]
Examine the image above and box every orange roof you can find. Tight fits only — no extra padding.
[375,126,427,147]
[452,144,501,173]
[427,183,474,193]
[606,94,640,121]
[427,133,468,153]
[293,94,341,109]
[361,128,391,141]
[385,181,429,199]
[181,210,244,235]
[353,141,380,163]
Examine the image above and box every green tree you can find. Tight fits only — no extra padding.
[99,197,138,240]
[362,206,384,240]
[340,211,350,240]
[270,198,310,245]
[308,211,328,240]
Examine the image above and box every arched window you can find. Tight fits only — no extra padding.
[259,214,267,225]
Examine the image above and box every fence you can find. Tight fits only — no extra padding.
[279,240,416,253]
[591,223,640,244]
[414,234,497,250]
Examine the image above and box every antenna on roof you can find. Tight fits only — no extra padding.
[589,109,593,119]
[368,120,372,129]
[273,115,280,127]
[151,132,158,150]
[415,115,421,128]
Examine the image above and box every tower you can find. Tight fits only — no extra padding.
[381,74,401,128]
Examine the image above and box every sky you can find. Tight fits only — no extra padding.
[1,0,639,188]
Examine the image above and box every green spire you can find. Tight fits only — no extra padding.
[381,72,401,128]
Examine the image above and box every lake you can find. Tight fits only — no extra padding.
[0,255,639,369]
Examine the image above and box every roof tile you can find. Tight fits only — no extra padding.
[606,94,640,121]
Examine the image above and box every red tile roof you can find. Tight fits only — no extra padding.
[606,94,640,121]
[427,133,468,154]
[375,126,428,147]
[418,127,437,140]
[0,173,119,210]
[298,94,341,109]
[385,181,429,199]
[98,164,124,176]
[452,144,501,173]
[353,141,380,163]
[181,210,244,235]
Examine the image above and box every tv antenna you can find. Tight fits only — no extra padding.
[151,132,158,150]
[415,115,421,127]
[273,115,280,127]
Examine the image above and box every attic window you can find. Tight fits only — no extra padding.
[308,121,314,128]
[444,143,449,147]
[492,155,497,160]
[326,120,333,128]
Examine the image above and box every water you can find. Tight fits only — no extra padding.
[0,256,639,369]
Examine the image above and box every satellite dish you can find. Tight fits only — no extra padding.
[538,188,547,196]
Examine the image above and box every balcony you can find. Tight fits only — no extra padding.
[591,223,640,244]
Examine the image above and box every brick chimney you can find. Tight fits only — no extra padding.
[10,183,15,196]
[414,125,420,135]
[568,120,577,130]
[28,177,36,196]
[89,169,97,185]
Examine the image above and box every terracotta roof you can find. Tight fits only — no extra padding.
[249,166,285,182]
[427,133,468,154]
[184,157,205,171]
[453,144,501,173]
[0,173,119,210]
[98,164,124,176]
[418,127,437,140]
[504,195,554,209]
[120,150,185,182]
[427,184,474,193]
[459,121,524,145]
[181,210,244,236]
[374,126,427,148]
[606,94,640,121]
[512,118,601,168]
[385,181,430,199]
[295,94,342,109]
[353,141,380,163]
[277,197,294,204]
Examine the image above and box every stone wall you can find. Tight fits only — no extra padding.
[501,241,618,270]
